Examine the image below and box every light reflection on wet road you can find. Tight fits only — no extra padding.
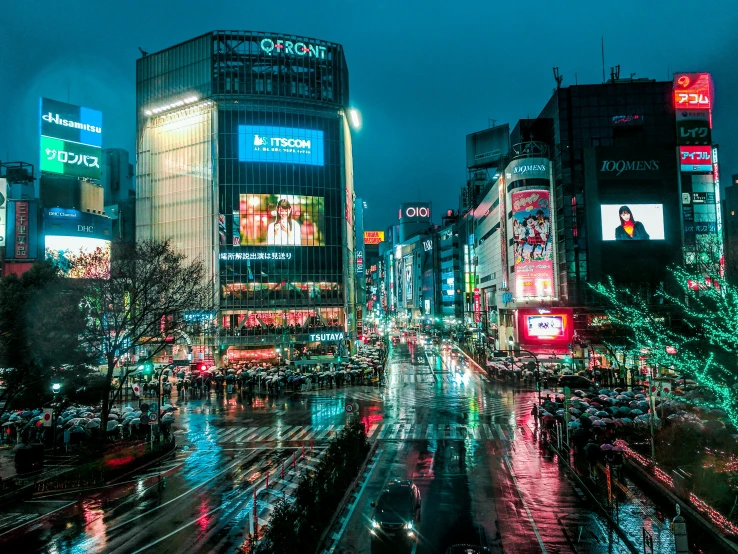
[0,343,651,553]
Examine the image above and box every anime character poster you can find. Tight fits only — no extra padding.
[510,189,554,299]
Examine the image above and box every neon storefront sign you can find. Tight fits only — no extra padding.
[260,38,327,59]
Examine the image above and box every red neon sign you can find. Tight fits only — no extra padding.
[673,72,713,110]
[517,308,573,346]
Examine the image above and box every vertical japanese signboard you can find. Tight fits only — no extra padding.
[511,189,554,299]
[0,179,6,252]
[14,201,29,259]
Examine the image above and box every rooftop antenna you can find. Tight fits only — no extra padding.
[553,67,563,89]
[488,118,497,128]
[138,46,149,58]
[601,37,605,83]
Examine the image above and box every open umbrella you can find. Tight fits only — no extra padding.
[86,420,100,429]
[106,421,119,432]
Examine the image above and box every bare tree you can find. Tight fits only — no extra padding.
[72,240,213,437]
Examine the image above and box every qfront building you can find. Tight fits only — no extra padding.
[136,31,357,364]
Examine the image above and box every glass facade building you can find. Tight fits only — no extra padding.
[136,31,356,360]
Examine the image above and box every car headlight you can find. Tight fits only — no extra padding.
[404,521,413,529]
[371,520,380,529]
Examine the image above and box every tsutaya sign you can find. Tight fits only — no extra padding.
[309,332,345,342]
[260,38,328,59]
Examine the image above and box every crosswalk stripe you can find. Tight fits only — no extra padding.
[316,425,334,440]
[291,426,313,441]
[483,424,493,440]
[425,424,435,440]
[377,424,391,440]
[413,424,424,439]
[367,424,380,438]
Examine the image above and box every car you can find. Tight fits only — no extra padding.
[557,375,594,389]
[370,479,421,543]
[445,546,492,554]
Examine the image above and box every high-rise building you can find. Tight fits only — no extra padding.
[135,31,356,363]
[467,73,721,365]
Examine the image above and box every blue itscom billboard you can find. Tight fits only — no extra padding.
[40,98,102,148]
[238,125,324,166]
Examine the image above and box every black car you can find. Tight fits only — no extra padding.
[370,479,421,543]
[558,375,594,389]
[445,546,492,554]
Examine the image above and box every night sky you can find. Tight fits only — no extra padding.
[2,1,738,230]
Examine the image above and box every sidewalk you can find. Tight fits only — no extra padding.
[0,445,15,482]
[544,427,676,553]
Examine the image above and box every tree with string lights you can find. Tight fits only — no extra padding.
[589,236,738,427]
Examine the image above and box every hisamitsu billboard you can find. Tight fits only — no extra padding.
[40,98,102,147]
[238,125,324,166]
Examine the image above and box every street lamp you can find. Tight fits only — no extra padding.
[51,383,61,453]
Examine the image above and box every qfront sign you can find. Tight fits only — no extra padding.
[40,98,102,148]
[259,38,328,59]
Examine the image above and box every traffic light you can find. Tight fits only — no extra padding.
[141,362,154,376]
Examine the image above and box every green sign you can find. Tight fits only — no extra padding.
[40,136,101,179]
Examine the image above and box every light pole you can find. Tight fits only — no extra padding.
[51,383,61,454]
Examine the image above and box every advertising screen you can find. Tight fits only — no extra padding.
[511,189,554,299]
[45,235,110,278]
[526,315,565,338]
[600,204,665,241]
[238,125,324,166]
[403,255,413,302]
[40,136,102,179]
[238,194,324,246]
[680,146,713,173]
[40,98,102,147]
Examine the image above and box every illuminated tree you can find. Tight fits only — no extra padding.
[72,240,213,437]
[590,252,738,427]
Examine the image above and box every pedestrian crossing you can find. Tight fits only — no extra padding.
[187,422,522,444]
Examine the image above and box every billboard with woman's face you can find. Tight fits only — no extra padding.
[511,189,554,299]
[238,194,325,246]
[600,204,665,241]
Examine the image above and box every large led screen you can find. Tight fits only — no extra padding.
[600,204,665,241]
[238,194,325,246]
[45,236,110,278]
[238,125,324,166]
[511,189,554,299]
[526,315,565,338]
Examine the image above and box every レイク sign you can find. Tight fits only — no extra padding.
[260,38,327,59]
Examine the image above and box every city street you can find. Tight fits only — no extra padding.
[0,342,659,553]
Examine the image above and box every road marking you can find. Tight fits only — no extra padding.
[107,449,262,532]
[328,449,384,554]
[503,454,548,554]
[425,424,435,439]
[0,501,75,538]
[483,424,494,440]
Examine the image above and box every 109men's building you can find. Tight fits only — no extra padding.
[136,31,357,363]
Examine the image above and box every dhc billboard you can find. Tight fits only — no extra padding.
[42,208,112,240]
[238,125,324,166]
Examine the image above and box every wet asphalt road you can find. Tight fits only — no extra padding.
[0,342,638,553]
[332,342,632,554]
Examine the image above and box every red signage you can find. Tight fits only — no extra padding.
[673,73,713,110]
[679,146,712,172]
[363,231,385,245]
[14,201,29,259]
[473,288,481,323]
[517,308,573,346]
